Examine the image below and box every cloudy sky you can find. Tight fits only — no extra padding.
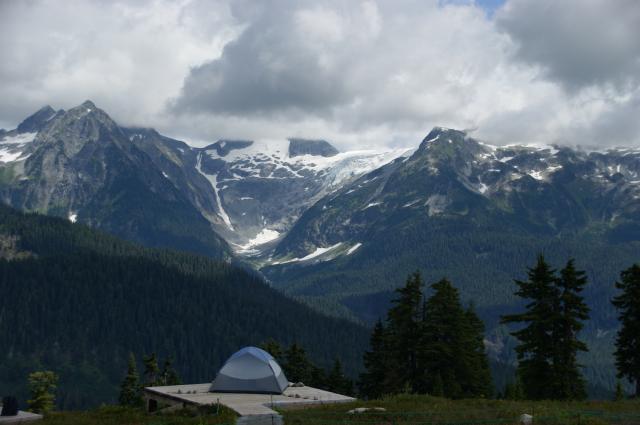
[1,0,639,149]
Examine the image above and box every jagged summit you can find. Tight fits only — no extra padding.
[420,127,468,145]
[80,99,97,109]
[203,140,254,157]
[288,138,339,157]
[17,105,57,133]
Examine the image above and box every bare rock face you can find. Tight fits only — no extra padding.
[0,101,232,259]
[288,138,339,158]
[16,105,57,133]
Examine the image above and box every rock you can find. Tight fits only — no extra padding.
[347,407,387,414]
[520,413,533,425]
[288,139,338,158]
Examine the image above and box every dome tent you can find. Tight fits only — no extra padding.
[210,347,289,394]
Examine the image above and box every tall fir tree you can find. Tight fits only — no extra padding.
[27,371,58,414]
[462,304,494,398]
[552,259,589,400]
[326,359,353,396]
[142,353,159,387]
[283,343,313,384]
[359,320,388,399]
[504,374,525,400]
[160,357,181,386]
[309,365,327,390]
[501,255,559,400]
[612,264,640,398]
[419,279,492,398]
[259,339,285,363]
[385,271,424,393]
[119,353,141,406]
[614,380,625,401]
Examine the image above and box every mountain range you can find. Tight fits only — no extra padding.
[3,102,640,396]
[0,101,406,257]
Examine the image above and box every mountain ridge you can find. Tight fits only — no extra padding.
[1,101,409,253]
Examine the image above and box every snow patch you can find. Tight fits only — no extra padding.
[0,149,24,163]
[364,202,382,209]
[347,243,362,255]
[68,213,77,223]
[196,152,234,230]
[273,243,343,265]
[403,199,421,208]
[1,132,37,145]
[237,228,281,253]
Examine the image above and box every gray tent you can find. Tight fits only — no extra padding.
[210,347,289,394]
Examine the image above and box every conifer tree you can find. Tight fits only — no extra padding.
[552,259,589,400]
[27,371,58,414]
[430,373,444,397]
[309,365,327,390]
[615,380,624,401]
[326,359,353,396]
[142,353,159,387]
[463,305,494,398]
[259,339,284,363]
[119,353,141,406]
[160,357,181,386]
[612,264,640,398]
[385,271,424,393]
[504,374,525,400]
[420,278,492,398]
[501,255,559,400]
[359,320,388,399]
[283,343,313,384]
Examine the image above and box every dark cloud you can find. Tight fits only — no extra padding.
[497,0,640,92]
[171,0,355,116]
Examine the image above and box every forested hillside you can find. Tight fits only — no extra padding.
[0,204,369,409]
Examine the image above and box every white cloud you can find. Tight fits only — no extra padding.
[1,0,640,149]
[0,0,239,129]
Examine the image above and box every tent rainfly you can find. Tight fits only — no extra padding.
[210,347,289,394]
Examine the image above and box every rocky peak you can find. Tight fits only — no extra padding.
[204,140,254,157]
[288,138,339,157]
[414,127,486,162]
[419,127,467,149]
[17,105,57,133]
[34,100,123,157]
[81,100,96,109]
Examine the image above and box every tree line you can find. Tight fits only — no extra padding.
[119,353,181,407]
[357,256,640,400]
[259,341,355,396]
[358,273,492,399]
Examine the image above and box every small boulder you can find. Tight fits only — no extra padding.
[520,413,533,425]
[347,407,387,414]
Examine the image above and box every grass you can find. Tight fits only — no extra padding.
[42,405,237,425]
[280,394,640,425]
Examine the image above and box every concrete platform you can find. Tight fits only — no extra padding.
[144,382,355,422]
[0,408,43,424]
